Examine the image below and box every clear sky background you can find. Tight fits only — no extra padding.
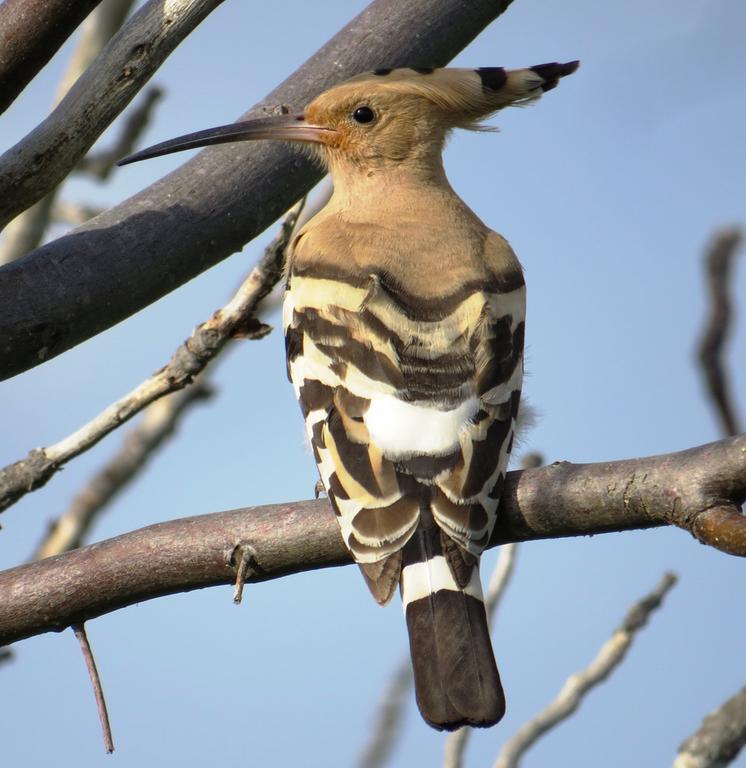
[1,1,745,766]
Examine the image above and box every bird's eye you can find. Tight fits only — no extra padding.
[352,106,376,125]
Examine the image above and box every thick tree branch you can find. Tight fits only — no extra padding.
[0,0,515,381]
[674,686,746,768]
[697,227,743,436]
[0,0,226,232]
[0,0,102,114]
[0,435,743,646]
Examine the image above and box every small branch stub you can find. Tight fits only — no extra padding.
[229,542,258,605]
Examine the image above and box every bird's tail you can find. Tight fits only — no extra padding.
[400,511,505,731]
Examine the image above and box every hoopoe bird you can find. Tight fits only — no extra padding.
[121,60,579,730]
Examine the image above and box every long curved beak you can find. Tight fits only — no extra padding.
[118,114,333,166]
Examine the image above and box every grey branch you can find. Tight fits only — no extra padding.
[697,227,743,436]
[0,0,101,114]
[33,381,214,559]
[494,572,678,768]
[0,202,300,515]
[0,0,226,232]
[0,0,136,266]
[1,435,743,646]
[0,0,515,381]
[674,687,746,768]
[73,623,115,753]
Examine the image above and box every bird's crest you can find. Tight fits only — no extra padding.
[311,62,579,129]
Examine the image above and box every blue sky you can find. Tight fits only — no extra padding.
[1,1,745,766]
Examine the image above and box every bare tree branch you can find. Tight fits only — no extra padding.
[0,0,515,381]
[0,0,102,114]
[0,201,301,514]
[674,687,746,768]
[0,0,136,266]
[0,0,226,231]
[72,623,115,753]
[494,572,678,768]
[0,435,742,646]
[697,227,743,436]
[33,381,214,559]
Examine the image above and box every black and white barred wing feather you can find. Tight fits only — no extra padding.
[283,232,525,730]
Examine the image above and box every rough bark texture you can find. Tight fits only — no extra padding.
[0,0,515,381]
[0,0,102,114]
[1,435,743,646]
[674,687,746,768]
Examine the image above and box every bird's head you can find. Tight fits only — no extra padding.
[119,62,578,175]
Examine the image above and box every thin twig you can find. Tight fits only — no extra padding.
[72,623,114,754]
[494,572,678,768]
[34,382,214,559]
[697,227,743,436]
[357,658,413,768]
[0,201,303,515]
[673,686,746,768]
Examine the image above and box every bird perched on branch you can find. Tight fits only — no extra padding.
[120,60,579,731]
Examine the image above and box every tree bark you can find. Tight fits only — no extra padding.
[0,0,102,114]
[0,0,515,381]
[1,434,743,646]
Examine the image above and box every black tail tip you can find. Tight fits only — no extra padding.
[406,590,507,731]
[421,693,506,732]
[530,59,580,92]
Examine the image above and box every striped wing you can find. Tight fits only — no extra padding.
[283,233,525,605]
